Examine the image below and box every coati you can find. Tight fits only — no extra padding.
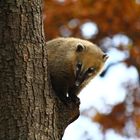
[46,37,108,104]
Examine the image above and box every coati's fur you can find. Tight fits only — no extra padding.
[46,37,108,103]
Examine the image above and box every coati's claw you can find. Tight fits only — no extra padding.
[74,97,80,105]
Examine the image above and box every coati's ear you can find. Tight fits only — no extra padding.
[102,54,109,61]
[76,43,85,52]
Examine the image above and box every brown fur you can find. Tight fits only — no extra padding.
[46,37,108,103]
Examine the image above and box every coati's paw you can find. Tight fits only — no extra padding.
[60,96,80,105]
[69,96,80,105]
[60,97,70,104]
[74,97,80,105]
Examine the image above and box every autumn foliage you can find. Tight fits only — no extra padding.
[43,0,140,138]
[94,86,140,136]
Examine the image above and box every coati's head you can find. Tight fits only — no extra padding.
[72,40,108,87]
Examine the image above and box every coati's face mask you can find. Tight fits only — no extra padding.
[75,62,96,86]
[74,43,108,87]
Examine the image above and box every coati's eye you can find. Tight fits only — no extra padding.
[87,67,96,74]
[76,62,82,70]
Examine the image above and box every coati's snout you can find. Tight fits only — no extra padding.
[74,53,108,87]
[75,62,97,87]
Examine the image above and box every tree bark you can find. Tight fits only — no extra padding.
[0,0,79,140]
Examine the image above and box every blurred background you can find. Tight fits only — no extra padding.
[43,0,140,139]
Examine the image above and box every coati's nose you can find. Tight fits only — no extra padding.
[102,54,109,61]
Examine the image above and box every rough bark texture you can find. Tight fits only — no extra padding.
[0,0,79,140]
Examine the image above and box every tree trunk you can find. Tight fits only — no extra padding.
[0,0,79,140]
